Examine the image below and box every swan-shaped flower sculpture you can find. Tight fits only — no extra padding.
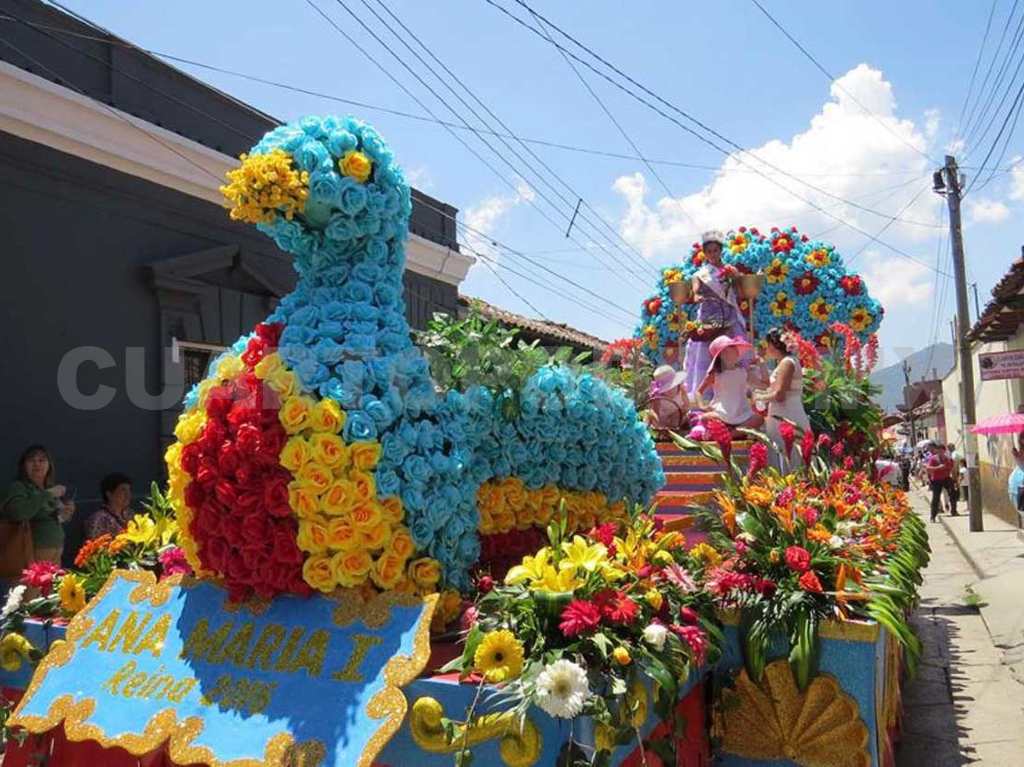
[164,115,662,602]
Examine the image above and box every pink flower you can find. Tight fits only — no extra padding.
[658,563,697,593]
[587,523,618,556]
[831,440,845,459]
[670,624,709,665]
[559,600,602,637]
[21,561,64,596]
[705,418,733,463]
[817,434,832,451]
[801,429,815,466]
[158,547,193,578]
[678,606,700,624]
[460,605,479,632]
[798,506,819,527]
[784,546,812,573]
[778,421,796,457]
[747,442,768,478]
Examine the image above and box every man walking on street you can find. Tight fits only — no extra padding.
[925,442,957,521]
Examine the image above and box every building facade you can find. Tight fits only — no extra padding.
[0,0,472,523]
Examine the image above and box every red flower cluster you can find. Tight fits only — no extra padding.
[793,270,820,296]
[21,561,63,596]
[798,571,823,593]
[558,589,640,637]
[587,523,618,556]
[840,275,863,296]
[778,421,796,457]
[179,323,310,602]
[801,429,815,466]
[784,545,811,573]
[593,589,639,625]
[644,297,663,316]
[747,442,768,478]
[559,599,602,637]
[704,418,733,463]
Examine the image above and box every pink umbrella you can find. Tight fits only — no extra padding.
[970,412,1024,435]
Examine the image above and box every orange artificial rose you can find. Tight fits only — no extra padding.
[349,441,382,471]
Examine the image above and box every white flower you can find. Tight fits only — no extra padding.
[642,623,668,651]
[534,659,590,719]
[828,535,845,549]
[1,585,26,620]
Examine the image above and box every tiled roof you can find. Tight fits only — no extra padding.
[968,255,1024,343]
[458,296,609,353]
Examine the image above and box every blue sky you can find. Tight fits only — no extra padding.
[61,0,1022,371]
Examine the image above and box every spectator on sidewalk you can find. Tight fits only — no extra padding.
[925,443,958,522]
[84,473,133,539]
[1,445,75,564]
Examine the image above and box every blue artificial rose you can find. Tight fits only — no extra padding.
[279,343,314,368]
[364,396,394,428]
[376,468,401,497]
[344,410,377,441]
[321,300,351,322]
[293,138,330,172]
[379,332,409,354]
[349,302,379,322]
[408,509,433,547]
[365,237,388,264]
[319,377,359,409]
[317,320,344,340]
[327,129,358,157]
[342,280,374,304]
[325,214,356,243]
[352,262,383,283]
[339,178,368,216]
[280,326,317,347]
[374,284,398,307]
[288,305,320,328]
[381,433,411,464]
[299,115,325,137]
[296,358,328,387]
[338,359,367,387]
[403,454,432,486]
[308,169,342,207]
[343,334,376,354]
[313,337,345,366]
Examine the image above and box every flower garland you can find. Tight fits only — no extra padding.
[635,226,883,365]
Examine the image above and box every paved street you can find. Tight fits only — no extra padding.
[896,492,1024,765]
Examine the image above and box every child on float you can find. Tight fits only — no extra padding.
[694,335,764,434]
[646,365,692,437]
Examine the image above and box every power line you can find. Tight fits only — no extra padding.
[355,0,659,284]
[956,0,1000,137]
[965,73,1024,195]
[962,1,1024,153]
[5,14,1014,179]
[485,0,951,277]
[846,184,933,267]
[747,0,936,166]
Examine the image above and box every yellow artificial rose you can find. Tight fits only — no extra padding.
[309,432,348,470]
[302,554,335,593]
[267,368,299,399]
[332,550,373,587]
[350,470,375,502]
[340,150,373,183]
[299,461,333,494]
[280,436,311,472]
[612,647,632,666]
[288,480,321,519]
[214,354,243,380]
[280,395,315,434]
[195,379,216,409]
[350,502,382,531]
[432,589,463,631]
[360,520,392,551]
[371,552,405,590]
[321,480,356,517]
[388,527,416,561]
[350,441,382,471]
[645,590,664,611]
[326,518,359,552]
[297,517,331,554]
[379,497,404,524]
[391,576,418,595]
[253,352,283,380]
[408,557,442,591]
[58,574,87,614]
[164,441,182,472]
[311,399,346,433]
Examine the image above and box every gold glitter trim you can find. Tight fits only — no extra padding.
[719,660,870,767]
[716,608,880,643]
[409,696,542,767]
[10,569,431,767]
[332,588,433,630]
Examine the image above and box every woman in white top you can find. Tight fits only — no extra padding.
[755,329,811,468]
[697,335,763,431]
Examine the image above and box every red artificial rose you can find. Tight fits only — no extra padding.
[241,511,271,544]
[195,459,219,487]
[799,571,823,593]
[258,424,287,464]
[263,474,291,515]
[594,589,640,625]
[214,479,238,508]
[255,322,283,348]
[271,527,304,566]
[205,386,234,419]
[183,481,207,508]
[235,423,262,456]
[199,418,227,453]
[216,443,240,477]
[235,460,258,487]
[202,536,229,573]
[785,545,812,573]
[241,337,266,368]
[180,443,203,475]
[559,600,602,637]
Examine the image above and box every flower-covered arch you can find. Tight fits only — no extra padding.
[634,226,883,365]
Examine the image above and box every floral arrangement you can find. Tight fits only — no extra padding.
[165,115,662,604]
[445,514,719,764]
[678,431,928,689]
[635,227,883,365]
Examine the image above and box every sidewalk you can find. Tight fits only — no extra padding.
[896,490,1024,765]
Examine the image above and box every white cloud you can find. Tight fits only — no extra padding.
[463,181,536,262]
[859,250,933,307]
[967,197,1010,225]
[1009,157,1024,200]
[405,165,434,191]
[612,64,942,260]
[924,108,940,141]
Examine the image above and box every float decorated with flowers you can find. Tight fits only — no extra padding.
[635,227,884,365]
[0,113,924,767]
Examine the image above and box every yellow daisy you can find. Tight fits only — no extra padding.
[474,629,525,683]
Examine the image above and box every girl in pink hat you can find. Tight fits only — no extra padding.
[696,335,764,432]
[646,364,691,437]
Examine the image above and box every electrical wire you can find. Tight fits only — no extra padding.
[748,0,936,166]
[845,184,934,267]
[965,74,1024,195]
[962,1,1024,153]
[483,0,951,278]
[956,0,1000,138]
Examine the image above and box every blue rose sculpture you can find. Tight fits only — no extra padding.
[635,226,884,366]
[166,114,662,600]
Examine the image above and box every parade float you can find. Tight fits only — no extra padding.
[0,115,926,767]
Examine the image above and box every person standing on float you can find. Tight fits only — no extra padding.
[682,230,748,401]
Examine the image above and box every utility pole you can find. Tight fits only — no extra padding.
[970,282,982,323]
[902,358,918,445]
[936,156,983,531]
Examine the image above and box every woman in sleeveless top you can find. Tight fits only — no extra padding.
[755,330,811,468]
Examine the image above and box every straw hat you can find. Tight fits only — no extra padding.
[650,365,686,396]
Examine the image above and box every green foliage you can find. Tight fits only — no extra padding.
[803,355,884,462]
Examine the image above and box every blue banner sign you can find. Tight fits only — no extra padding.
[10,570,437,767]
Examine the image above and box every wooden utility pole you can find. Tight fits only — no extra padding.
[938,156,983,531]
[902,358,918,445]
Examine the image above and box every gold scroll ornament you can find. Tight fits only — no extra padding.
[409,696,542,767]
